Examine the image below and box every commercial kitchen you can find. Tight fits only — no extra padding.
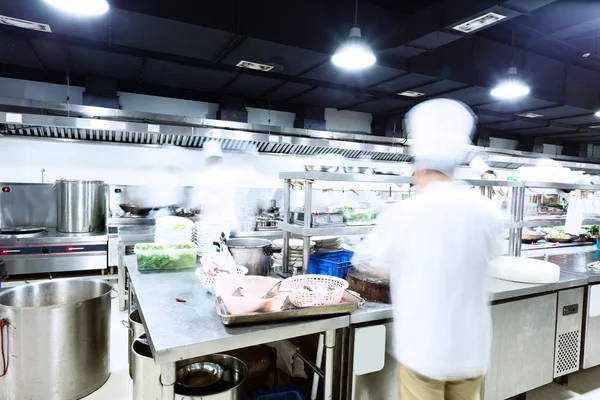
[2,1,600,400]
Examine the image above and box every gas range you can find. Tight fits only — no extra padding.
[0,228,108,276]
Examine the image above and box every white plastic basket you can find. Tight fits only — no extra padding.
[282,274,348,307]
[195,266,249,293]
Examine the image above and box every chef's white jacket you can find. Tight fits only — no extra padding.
[353,181,504,381]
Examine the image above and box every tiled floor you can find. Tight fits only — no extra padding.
[85,298,600,400]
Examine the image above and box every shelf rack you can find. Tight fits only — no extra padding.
[278,172,600,273]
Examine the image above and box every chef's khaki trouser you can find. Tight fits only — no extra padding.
[399,364,483,400]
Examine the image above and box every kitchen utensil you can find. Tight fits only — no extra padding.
[120,203,155,216]
[132,334,161,400]
[123,309,145,379]
[343,167,375,175]
[261,281,283,299]
[175,354,248,399]
[0,279,113,400]
[176,362,224,394]
[304,165,340,173]
[55,179,106,233]
[282,274,348,307]
[226,238,281,276]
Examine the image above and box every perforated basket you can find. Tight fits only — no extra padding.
[195,266,249,293]
[282,274,348,307]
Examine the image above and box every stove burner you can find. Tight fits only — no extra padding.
[0,226,46,235]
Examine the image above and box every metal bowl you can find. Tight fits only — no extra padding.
[176,362,224,393]
[343,166,375,174]
[305,165,339,173]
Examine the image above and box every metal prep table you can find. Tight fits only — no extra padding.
[117,226,155,311]
[125,255,346,400]
[345,271,590,400]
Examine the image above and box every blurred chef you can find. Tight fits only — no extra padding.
[353,99,503,400]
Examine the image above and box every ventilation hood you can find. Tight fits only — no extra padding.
[1,96,600,173]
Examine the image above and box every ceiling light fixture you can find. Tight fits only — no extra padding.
[595,111,600,117]
[518,112,543,118]
[490,29,530,100]
[452,12,507,33]
[491,67,530,99]
[583,52,591,58]
[398,90,425,98]
[331,0,376,71]
[44,0,109,16]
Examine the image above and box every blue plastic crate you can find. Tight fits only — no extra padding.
[308,250,353,279]
[253,387,306,400]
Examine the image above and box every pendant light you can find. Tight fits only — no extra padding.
[331,0,376,71]
[595,111,600,117]
[490,29,530,100]
[44,0,109,15]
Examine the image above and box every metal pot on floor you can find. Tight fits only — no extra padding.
[124,309,146,379]
[132,334,162,400]
[225,238,280,276]
[175,354,248,399]
[0,278,113,400]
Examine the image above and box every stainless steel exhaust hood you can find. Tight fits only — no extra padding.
[0,96,599,172]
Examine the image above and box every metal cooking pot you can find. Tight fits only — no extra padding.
[0,278,113,400]
[124,309,146,379]
[226,238,280,276]
[175,354,248,400]
[55,179,106,233]
[132,334,162,400]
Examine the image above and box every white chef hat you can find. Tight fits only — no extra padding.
[405,99,476,176]
[204,140,223,162]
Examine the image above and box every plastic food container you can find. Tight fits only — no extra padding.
[134,243,198,271]
[308,250,353,278]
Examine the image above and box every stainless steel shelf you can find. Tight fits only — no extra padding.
[279,222,374,236]
[279,172,412,184]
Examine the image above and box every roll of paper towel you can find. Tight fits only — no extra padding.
[488,256,560,284]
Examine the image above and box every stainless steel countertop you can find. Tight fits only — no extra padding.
[349,272,590,324]
[0,228,108,245]
[125,255,348,365]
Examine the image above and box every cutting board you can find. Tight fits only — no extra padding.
[488,256,560,284]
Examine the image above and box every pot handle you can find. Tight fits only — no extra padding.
[264,245,282,256]
[111,288,119,299]
[122,320,133,332]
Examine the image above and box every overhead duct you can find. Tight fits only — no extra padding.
[1,97,600,172]
[294,106,326,131]
[217,95,248,123]
[83,76,120,109]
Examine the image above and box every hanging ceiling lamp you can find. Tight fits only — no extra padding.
[331,0,376,71]
[490,66,530,99]
[44,0,109,15]
[490,28,530,100]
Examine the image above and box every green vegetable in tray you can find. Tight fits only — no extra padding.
[137,253,196,271]
[135,243,194,251]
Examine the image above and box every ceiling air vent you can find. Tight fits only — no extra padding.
[236,60,274,72]
[398,90,424,98]
[452,12,506,33]
[0,15,52,32]
[518,112,544,118]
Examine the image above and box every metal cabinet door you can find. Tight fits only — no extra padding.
[349,322,398,400]
[484,293,557,400]
[554,287,584,377]
[584,284,600,369]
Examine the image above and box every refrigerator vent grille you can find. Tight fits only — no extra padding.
[556,330,580,375]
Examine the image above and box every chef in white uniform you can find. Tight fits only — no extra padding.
[353,99,503,400]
